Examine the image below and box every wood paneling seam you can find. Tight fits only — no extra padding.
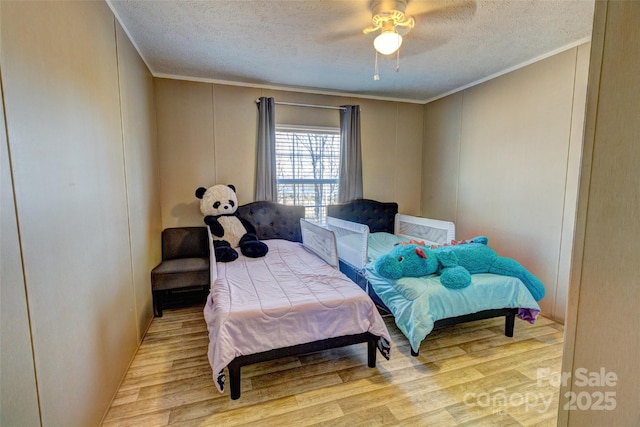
[98,18,141,427]
[455,91,465,226]
[559,2,608,425]
[212,83,217,184]
[552,47,579,320]
[0,60,44,427]
[113,15,139,342]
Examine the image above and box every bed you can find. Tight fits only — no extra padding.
[326,199,542,356]
[203,201,391,399]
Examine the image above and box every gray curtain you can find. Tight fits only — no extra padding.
[255,97,277,201]
[338,105,363,203]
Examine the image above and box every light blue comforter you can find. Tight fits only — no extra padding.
[365,233,541,353]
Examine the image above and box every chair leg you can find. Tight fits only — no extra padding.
[153,291,164,317]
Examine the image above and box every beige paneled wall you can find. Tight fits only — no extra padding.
[155,79,216,227]
[155,82,425,229]
[554,42,590,324]
[422,92,464,221]
[421,44,590,321]
[116,22,162,340]
[1,69,41,427]
[213,85,262,200]
[561,1,640,424]
[393,103,424,215]
[360,100,400,205]
[1,2,159,425]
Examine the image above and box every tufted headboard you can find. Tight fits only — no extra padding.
[327,199,398,233]
[237,201,305,242]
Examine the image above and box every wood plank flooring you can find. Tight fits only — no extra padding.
[102,304,564,426]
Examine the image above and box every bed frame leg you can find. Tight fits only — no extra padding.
[505,311,516,337]
[367,339,377,367]
[228,363,241,400]
[411,348,419,357]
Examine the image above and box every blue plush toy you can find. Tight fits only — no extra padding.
[374,237,545,301]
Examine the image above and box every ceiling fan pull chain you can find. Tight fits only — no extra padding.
[396,49,400,72]
[374,51,380,80]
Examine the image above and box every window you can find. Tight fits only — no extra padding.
[275,125,340,223]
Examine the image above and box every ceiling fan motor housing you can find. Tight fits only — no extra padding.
[371,0,408,19]
[366,0,415,34]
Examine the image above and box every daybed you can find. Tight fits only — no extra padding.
[203,201,391,399]
[326,199,542,356]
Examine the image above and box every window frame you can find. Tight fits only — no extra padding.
[274,124,341,223]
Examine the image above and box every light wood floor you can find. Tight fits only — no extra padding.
[102,304,564,426]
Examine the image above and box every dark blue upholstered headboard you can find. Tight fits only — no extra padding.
[326,199,398,233]
[237,201,305,243]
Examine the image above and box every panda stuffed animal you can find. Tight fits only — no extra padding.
[195,184,268,262]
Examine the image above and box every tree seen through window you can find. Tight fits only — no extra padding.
[275,126,340,223]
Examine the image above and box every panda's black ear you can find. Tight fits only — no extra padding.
[195,187,207,199]
[227,184,236,193]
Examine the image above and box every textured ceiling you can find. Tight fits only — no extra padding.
[108,0,594,103]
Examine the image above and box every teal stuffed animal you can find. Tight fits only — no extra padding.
[374,237,545,301]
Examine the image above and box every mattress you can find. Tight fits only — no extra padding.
[363,232,541,352]
[204,239,391,392]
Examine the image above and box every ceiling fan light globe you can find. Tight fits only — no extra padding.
[374,31,402,55]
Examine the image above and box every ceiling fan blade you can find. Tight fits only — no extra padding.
[395,16,415,36]
[319,29,365,44]
[408,0,477,25]
[363,24,382,34]
[384,33,453,62]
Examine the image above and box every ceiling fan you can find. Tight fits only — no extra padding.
[361,0,477,80]
[362,0,418,80]
[363,0,415,56]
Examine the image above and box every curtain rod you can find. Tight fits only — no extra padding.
[255,98,346,111]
